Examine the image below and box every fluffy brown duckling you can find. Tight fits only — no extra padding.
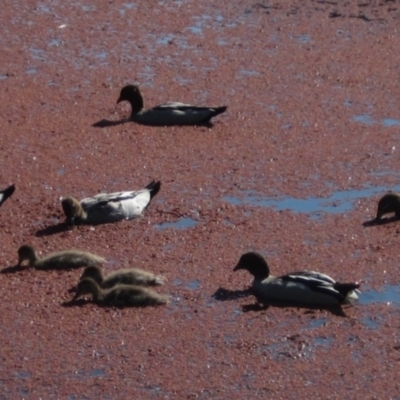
[117,84,227,126]
[79,265,164,288]
[376,193,400,221]
[73,278,169,307]
[17,244,105,270]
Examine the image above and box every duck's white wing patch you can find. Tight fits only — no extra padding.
[286,271,336,284]
[154,102,195,109]
[119,189,151,217]
[81,189,151,222]
[82,191,137,204]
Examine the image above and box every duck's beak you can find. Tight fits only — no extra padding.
[68,286,77,293]
[233,263,243,272]
[72,290,81,301]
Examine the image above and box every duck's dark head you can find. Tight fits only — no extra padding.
[233,252,270,280]
[117,85,144,114]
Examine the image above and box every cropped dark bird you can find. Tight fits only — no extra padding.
[0,184,15,207]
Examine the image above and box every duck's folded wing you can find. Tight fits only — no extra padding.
[154,103,224,114]
[285,271,336,284]
[82,191,142,205]
[82,190,151,219]
[281,272,343,300]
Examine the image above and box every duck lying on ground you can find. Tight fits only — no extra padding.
[17,244,105,270]
[78,265,165,288]
[234,252,360,307]
[61,180,161,225]
[73,278,169,307]
[117,84,227,126]
[0,184,15,207]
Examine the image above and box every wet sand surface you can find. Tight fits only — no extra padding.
[2,0,400,397]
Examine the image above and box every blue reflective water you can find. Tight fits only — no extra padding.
[91,369,105,377]
[157,217,198,230]
[359,284,400,305]
[382,118,400,127]
[223,184,400,215]
[186,280,201,290]
[297,34,311,43]
[353,114,400,127]
[353,114,374,125]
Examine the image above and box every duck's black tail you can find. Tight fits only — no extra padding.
[199,106,228,125]
[334,282,360,296]
[201,106,227,124]
[0,184,15,207]
[146,180,161,200]
[213,106,227,116]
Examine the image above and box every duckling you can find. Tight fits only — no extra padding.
[17,244,105,270]
[79,265,165,288]
[73,278,169,307]
[61,180,160,225]
[376,192,400,221]
[117,84,227,126]
[0,184,15,207]
[234,252,360,307]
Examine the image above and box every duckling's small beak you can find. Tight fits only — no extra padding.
[68,286,77,294]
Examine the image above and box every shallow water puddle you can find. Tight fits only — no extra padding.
[353,114,400,127]
[359,284,400,306]
[156,217,198,230]
[223,183,400,215]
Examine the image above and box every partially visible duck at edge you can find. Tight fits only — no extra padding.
[375,192,400,221]
[61,180,161,225]
[17,244,105,270]
[117,84,227,126]
[73,278,169,307]
[0,184,15,207]
[79,265,165,289]
[234,252,360,308]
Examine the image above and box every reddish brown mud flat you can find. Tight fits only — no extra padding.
[2,0,400,398]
